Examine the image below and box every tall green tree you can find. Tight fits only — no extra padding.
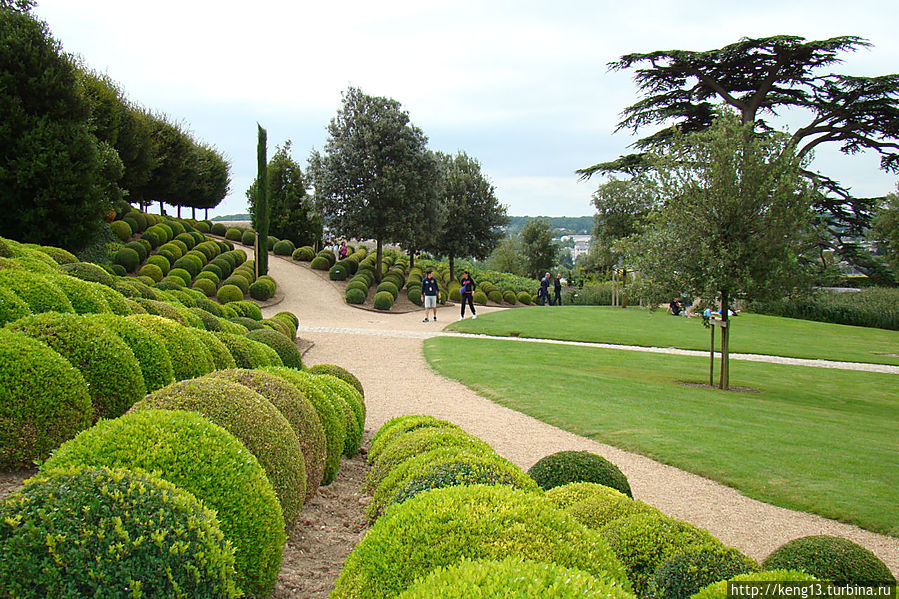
[133,114,196,215]
[189,143,230,220]
[253,124,270,276]
[392,149,443,270]
[432,151,507,281]
[0,0,34,13]
[520,218,559,278]
[309,87,435,281]
[248,141,321,247]
[580,35,899,248]
[870,187,899,273]
[0,10,109,251]
[486,235,528,277]
[619,113,815,389]
[590,176,657,270]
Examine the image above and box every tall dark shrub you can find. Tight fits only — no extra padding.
[254,124,270,275]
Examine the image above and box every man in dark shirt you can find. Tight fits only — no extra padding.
[421,268,440,322]
[539,272,551,305]
[553,273,563,306]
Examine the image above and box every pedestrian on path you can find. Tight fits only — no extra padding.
[459,271,477,320]
[553,273,563,306]
[421,268,439,322]
[539,272,551,305]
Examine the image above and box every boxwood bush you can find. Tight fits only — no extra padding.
[308,374,362,457]
[693,571,820,599]
[231,300,262,320]
[368,415,462,464]
[292,246,315,261]
[517,291,532,305]
[762,535,895,584]
[0,330,92,469]
[0,287,32,325]
[43,409,285,598]
[346,286,366,304]
[528,450,632,497]
[310,256,330,270]
[212,222,228,235]
[373,290,394,310]
[0,270,75,314]
[548,483,660,531]
[138,262,164,282]
[249,278,275,300]
[395,557,636,599]
[648,545,759,599]
[245,337,284,368]
[273,239,295,255]
[37,245,77,264]
[61,261,116,287]
[308,363,364,398]
[47,274,111,315]
[598,513,721,596]
[245,328,304,369]
[133,377,307,527]
[263,367,346,486]
[188,328,238,370]
[85,313,175,392]
[332,485,631,599]
[329,263,348,280]
[503,290,518,304]
[0,467,239,598]
[217,284,244,303]
[473,290,488,305]
[205,369,327,499]
[127,314,214,380]
[193,277,218,297]
[125,240,148,262]
[10,312,146,420]
[113,247,140,272]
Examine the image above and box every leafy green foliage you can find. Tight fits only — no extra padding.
[0,269,75,313]
[749,288,899,331]
[217,284,244,303]
[126,313,214,380]
[307,363,364,398]
[84,313,174,392]
[762,535,895,584]
[332,485,631,599]
[649,546,759,599]
[368,415,461,464]
[43,409,286,598]
[528,450,632,496]
[373,290,394,310]
[245,328,303,369]
[692,570,819,599]
[520,218,560,278]
[308,374,362,457]
[0,467,239,598]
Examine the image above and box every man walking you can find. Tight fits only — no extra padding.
[553,273,563,306]
[421,268,439,322]
[539,272,551,306]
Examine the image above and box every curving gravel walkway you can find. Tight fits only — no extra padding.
[260,251,899,574]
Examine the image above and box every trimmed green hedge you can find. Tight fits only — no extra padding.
[373,290,394,310]
[245,328,304,369]
[332,485,631,599]
[307,374,362,457]
[189,328,238,370]
[310,256,330,270]
[547,482,660,531]
[395,557,637,599]
[0,287,32,325]
[133,378,307,527]
[273,239,295,255]
[0,329,91,469]
[693,571,819,599]
[762,535,895,584]
[308,363,364,398]
[368,415,461,464]
[10,312,146,419]
[85,313,175,392]
[0,270,75,314]
[648,545,759,599]
[61,262,116,287]
[43,409,285,598]
[127,314,214,380]
[46,274,112,315]
[217,284,244,303]
[292,246,315,261]
[528,450,632,497]
[0,466,239,598]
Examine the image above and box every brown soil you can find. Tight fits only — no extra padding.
[679,381,762,393]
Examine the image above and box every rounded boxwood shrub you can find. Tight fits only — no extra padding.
[217,284,244,303]
[245,328,303,368]
[598,513,720,596]
[36,245,76,264]
[528,450,632,497]
[331,485,631,599]
[189,328,237,370]
[310,256,330,270]
[273,239,295,255]
[262,317,294,339]
[368,449,540,522]
[263,367,346,486]
[0,330,92,469]
[517,291,532,305]
[109,219,132,241]
[313,372,364,428]
[174,255,203,278]
[503,290,518,304]
[43,409,285,598]
[693,571,820,599]
[308,375,361,457]
[196,269,220,285]
[547,482,661,531]
[85,313,175,392]
[648,545,759,599]
[395,557,636,599]
[292,246,315,261]
[0,467,239,598]
[215,331,260,368]
[372,290,394,310]
[346,286,366,304]
[155,277,185,290]
[205,369,327,499]
[168,266,193,286]
[133,378,307,528]
[0,270,75,314]
[223,274,250,294]
[192,276,218,297]
[212,222,228,235]
[762,535,895,584]
[472,289,489,305]
[113,247,141,272]
[241,230,256,245]
[249,279,275,300]
[175,232,196,249]
[245,337,284,367]
[368,415,462,464]
[0,287,32,325]
[11,312,146,420]
[272,309,299,330]
[47,274,111,315]
[89,281,132,316]
[231,315,265,331]
[138,262,164,282]
[317,249,336,266]
[487,289,503,304]
[329,263,348,280]
[125,240,148,262]
[376,280,398,299]
[61,261,116,287]
[308,363,364,398]
[127,314,214,380]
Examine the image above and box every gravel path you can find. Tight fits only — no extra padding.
[262,251,899,575]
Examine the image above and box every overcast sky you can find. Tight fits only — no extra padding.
[34,0,898,218]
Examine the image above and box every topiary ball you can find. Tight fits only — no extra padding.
[245,328,304,369]
[648,545,759,599]
[84,313,175,392]
[517,291,532,305]
[307,374,362,457]
[132,378,307,528]
[503,290,518,304]
[345,287,366,304]
[46,274,111,315]
[126,314,214,380]
[0,330,92,469]
[473,290,488,305]
[249,279,274,300]
[395,557,637,599]
[547,482,661,531]
[310,256,330,270]
[528,450,632,496]
[368,415,462,464]
[329,263,348,281]
[241,230,256,245]
[43,409,285,598]
[217,284,244,303]
[762,535,895,584]
[372,290,394,310]
[0,269,75,314]
[113,247,140,273]
[273,239,295,256]
[204,369,327,499]
[263,367,346,486]
[188,328,238,370]
[0,467,239,598]
[10,312,146,420]
[212,222,228,235]
[60,261,116,287]
[331,485,631,599]
[307,363,364,398]
[138,262,164,282]
[0,287,32,325]
[693,570,820,599]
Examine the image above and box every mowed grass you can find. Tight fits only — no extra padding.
[424,336,899,536]
[447,306,899,366]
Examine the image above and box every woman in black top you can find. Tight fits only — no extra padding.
[459,271,477,320]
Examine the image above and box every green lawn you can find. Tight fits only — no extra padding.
[424,336,899,536]
[447,306,899,366]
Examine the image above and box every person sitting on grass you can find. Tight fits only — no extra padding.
[667,297,683,316]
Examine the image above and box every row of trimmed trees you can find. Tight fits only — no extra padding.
[0,6,230,252]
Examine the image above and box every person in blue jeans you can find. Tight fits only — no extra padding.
[421,268,440,322]
[459,271,477,320]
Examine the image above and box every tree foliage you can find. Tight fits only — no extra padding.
[520,218,559,278]
[432,151,507,280]
[870,188,899,273]
[310,87,436,280]
[0,10,110,251]
[590,177,657,270]
[254,125,269,276]
[580,35,899,240]
[620,113,815,388]
[487,235,528,277]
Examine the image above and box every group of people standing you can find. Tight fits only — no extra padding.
[537,272,563,306]
[419,268,478,322]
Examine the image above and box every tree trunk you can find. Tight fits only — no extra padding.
[159,201,164,215]
[719,290,730,390]
[449,254,455,283]
[376,239,383,283]
[205,208,209,220]
[177,205,181,218]
[192,207,196,220]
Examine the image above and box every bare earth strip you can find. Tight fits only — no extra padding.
[263,251,898,578]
